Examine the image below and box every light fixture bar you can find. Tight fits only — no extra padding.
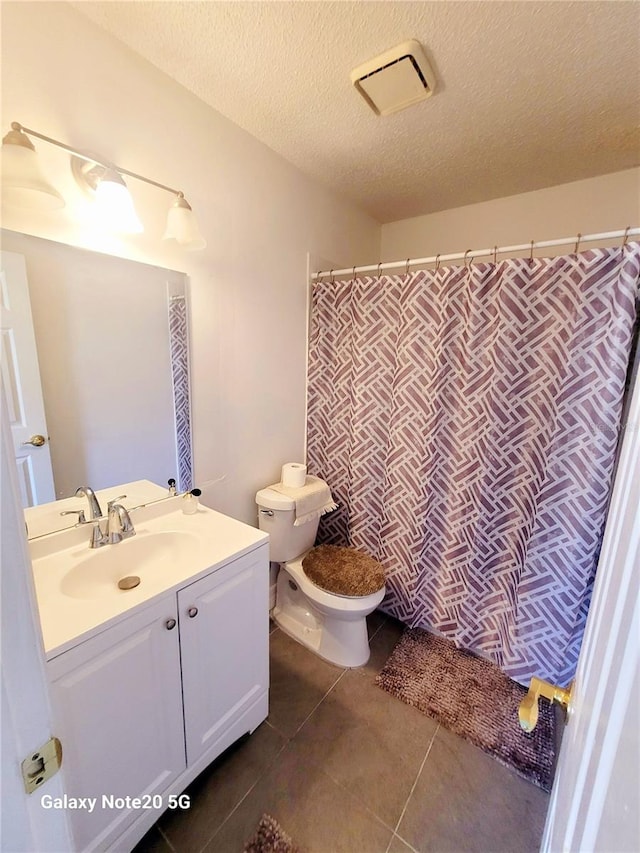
[11,122,182,197]
[3,121,206,249]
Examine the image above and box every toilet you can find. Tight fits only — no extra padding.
[256,481,386,667]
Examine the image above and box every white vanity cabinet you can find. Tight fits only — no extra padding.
[46,543,269,853]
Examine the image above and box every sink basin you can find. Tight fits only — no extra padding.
[60,531,201,600]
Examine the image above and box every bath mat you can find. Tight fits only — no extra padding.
[375,628,557,791]
[243,813,299,853]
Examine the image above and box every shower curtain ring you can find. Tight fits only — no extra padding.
[377,262,382,278]
[330,269,335,284]
[493,246,498,265]
[317,270,323,283]
[529,240,535,261]
[622,226,631,248]
[352,265,357,282]
[574,233,582,254]
[405,258,411,277]
[464,249,472,267]
[435,254,441,272]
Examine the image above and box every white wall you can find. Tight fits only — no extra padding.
[0,2,380,524]
[381,169,640,261]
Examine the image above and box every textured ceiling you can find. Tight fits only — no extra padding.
[73,1,640,223]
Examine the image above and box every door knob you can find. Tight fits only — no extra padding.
[187,607,198,618]
[22,434,47,447]
[165,619,177,630]
[518,677,573,732]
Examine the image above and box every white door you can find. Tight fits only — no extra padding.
[541,367,640,851]
[1,391,72,852]
[0,251,55,506]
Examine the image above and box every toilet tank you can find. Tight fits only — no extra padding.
[255,486,321,562]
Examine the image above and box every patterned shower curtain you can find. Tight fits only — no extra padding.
[306,244,639,685]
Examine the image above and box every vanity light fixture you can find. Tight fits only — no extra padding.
[0,123,65,210]
[91,167,144,235]
[1,122,206,250]
[71,156,145,236]
[163,194,206,250]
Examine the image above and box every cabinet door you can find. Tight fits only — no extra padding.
[179,545,269,766]
[48,595,185,853]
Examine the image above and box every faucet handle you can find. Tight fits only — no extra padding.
[60,509,86,525]
[107,495,127,511]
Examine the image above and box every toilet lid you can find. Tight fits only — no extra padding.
[302,545,385,597]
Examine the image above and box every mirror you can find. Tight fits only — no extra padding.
[1,229,192,534]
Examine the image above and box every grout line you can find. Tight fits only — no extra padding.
[293,667,348,737]
[157,824,177,852]
[384,724,440,853]
[201,739,289,853]
[392,724,440,836]
[266,629,347,741]
[391,831,421,853]
[368,614,388,641]
[201,619,385,851]
[386,832,420,853]
[263,719,288,740]
[325,770,401,837]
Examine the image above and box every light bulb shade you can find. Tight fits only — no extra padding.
[1,137,65,210]
[163,196,206,250]
[94,169,144,234]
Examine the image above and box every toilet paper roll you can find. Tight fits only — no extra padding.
[281,462,307,489]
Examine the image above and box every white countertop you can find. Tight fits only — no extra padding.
[30,491,268,660]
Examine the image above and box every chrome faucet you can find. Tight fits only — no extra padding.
[75,486,103,520]
[106,498,136,545]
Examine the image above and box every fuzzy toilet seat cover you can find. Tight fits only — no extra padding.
[302,544,385,597]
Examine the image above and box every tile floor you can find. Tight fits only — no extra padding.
[134,613,550,853]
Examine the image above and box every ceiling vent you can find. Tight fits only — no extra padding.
[350,40,436,116]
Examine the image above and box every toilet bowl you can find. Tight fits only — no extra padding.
[275,553,386,667]
[256,481,386,667]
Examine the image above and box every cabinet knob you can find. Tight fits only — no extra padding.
[187,607,198,618]
[165,618,177,630]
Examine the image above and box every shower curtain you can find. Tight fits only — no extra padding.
[306,244,639,685]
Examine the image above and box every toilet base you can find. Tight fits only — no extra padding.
[272,565,375,668]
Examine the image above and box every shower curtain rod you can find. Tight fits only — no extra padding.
[312,227,640,280]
